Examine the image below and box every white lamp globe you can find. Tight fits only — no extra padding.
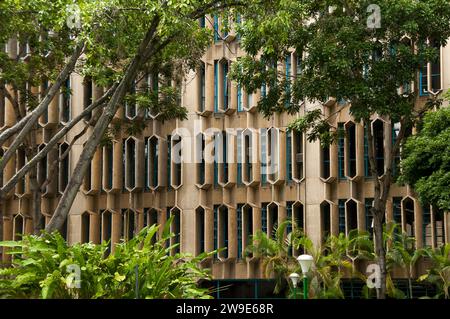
[297,254,314,275]
[289,272,300,288]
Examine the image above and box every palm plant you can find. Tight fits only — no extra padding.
[419,243,450,299]
[386,231,426,299]
[245,221,298,295]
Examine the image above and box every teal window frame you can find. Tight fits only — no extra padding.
[338,123,345,179]
[213,205,218,259]
[214,61,219,112]
[223,62,229,110]
[365,198,374,238]
[338,199,346,234]
[285,54,291,107]
[286,131,292,182]
[261,203,268,234]
[237,204,243,259]
[213,15,219,42]
[236,130,243,185]
[237,84,243,112]
[260,128,267,184]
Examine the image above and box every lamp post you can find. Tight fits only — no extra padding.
[297,254,313,299]
[289,273,300,299]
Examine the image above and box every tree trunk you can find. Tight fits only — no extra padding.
[0,42,84,179]
[45,17,161,233]
[372,206,387,299]
[0,85,114,198]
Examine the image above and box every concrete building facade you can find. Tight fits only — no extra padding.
[1,17,450,284]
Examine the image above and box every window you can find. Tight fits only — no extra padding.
[373,120,384,176]
[392,125,401,178]
[167,135,171,187]
[195,207,205,255]
[101,210,112,255]
[144,208,158,244]
[321,144,331,179]
[365,198,374,238]
[321,202,331,243]
[430,42,441,91]
[146,137,159,189]
[236,130,243,185]
[198,63,206,112]
[260,128,267,184]
[121,209,136,241]
[214,61,219,112]
[146,73,159,118]
[170,208,181,255]
[338,199,346,234]
[213,205,219,259]
[434,208,444,247]
[144,208,158,228]
[213,15,219,42]
[346,200,358,234]
[125,81,137,119]
[237,84,243,112]
[267,203,278,239]
[125,138,136,189]
[243,131,253,184]
[171,135,182,187]
[346,123,357,178]
[81,212,90,243]
[423,205,432,247]
[13,214,24,241]
[222,61,229,111]
[60,78,71,123]
[40,81,49,123]
[267,128,281,183]
[243,205,253,258]
[237,204,243,259]
[338,123,345,179]
[218,206,228,259]
[199,16,206,28]
[58,143,70,193]
[246,92,253,110]
[261,203,268,235]
[219,131,229,184]
[285,54,291,107]
[286,131,292,182]
[196,133,206,185]
[16,148,26,195]
[213,132,219,186]
[296,52,302,76]
[364,125,370,177]
[37,144,48,187]
[83,78,93,121]
[103,143,113,191]
[293,130,304,181]
[393,197,402,229]
[403,198,415,238]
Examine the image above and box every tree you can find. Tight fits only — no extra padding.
[400,104,450,212]
[231,0,450,298]
[0,0,245,236]
[45,0,246,233]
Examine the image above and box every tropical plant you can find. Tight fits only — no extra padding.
[0,220,214,299]
[232,0,450,298]
[386,231,426,299]
[418,243,450,299]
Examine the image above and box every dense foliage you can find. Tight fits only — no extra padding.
[400,106,450,212]
[0,221,214,299]
[247,221,449,299]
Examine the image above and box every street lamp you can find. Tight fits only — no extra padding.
[297,254,313,299]
[393,122,401,137]
[289,273,300,299]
